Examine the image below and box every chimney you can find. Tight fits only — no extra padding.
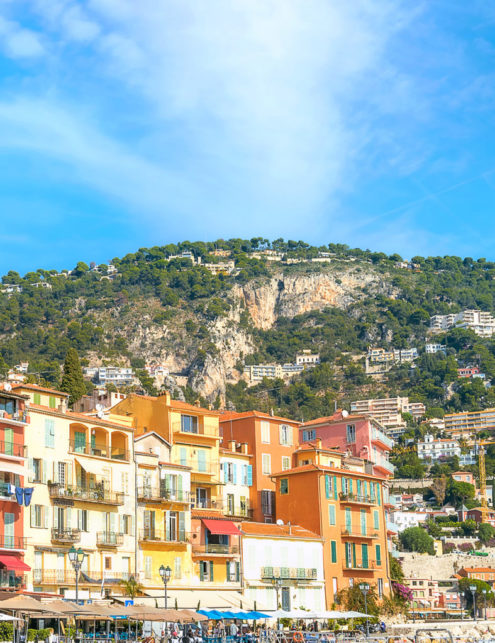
[241,442,248,455]
[316,438,322,449]
[228,440,236,452]
[269,408,274,417]
[157,391,171,405]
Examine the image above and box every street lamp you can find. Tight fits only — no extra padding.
[359,582,370,637]
[469,585,477,621]
[482,589,487,620]
[271,577,283,610]
[68,546,85,604]
[159,565,172,609]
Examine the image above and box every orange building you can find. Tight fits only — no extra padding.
[272,442,391,607]
[220,411,300,523]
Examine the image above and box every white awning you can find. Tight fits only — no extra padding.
[136,590,263,611]
[0,462,26,477]
[74,457,108,477]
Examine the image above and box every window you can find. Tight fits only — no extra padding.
[74,431,86,453]
[331,540,337,563]
[302,429,316,442]
[332,577,338,595]
[280,478,289,495]
[181,415,198,433]
[262,454,271,475]
[78,510,88,532]
[227,494,235,514]
[58,462,66,486]
[174,556,182,580]
[32,459,42,483]
[30,505,44,528]
[328,504,336,525]
[166,511,178,541]
[144,556,152,579]
[226,561,240,582]
[378,578,384,598]
[199,561,214,582]
[123,514,132,535]
[375,544,382,566]
[224,462,235,483]
[346,424,356,443]
[261,421,270,443]
[104,557,112,570]
[45,419,55,448]
[261,490,275,516]
[279,425,292,446]
[373,510,379,530]
[282,456,290,471]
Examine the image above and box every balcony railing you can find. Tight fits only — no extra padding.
[139,530,189,544]
[48,483,124,505]
[192,543,239,555]
[371,428,393,449]
[69,440,129,461]
[343,560,378,571]
[224,504,252,519]
[179,459,220,476]
[374,456,395,474]
[339,493,376,505]
[0,481,14,498]
[0,441,26,458]
[96,532,124,547]
[191,497,224,511]
[172,422,219,439]
[261,567,317,580]
[0,570,26,590]
[0,535,26,550]
[341,527,380,539]
[137,486,191,504]
[33,569,133,585]
[51,528,81,543]
[0,411,28,425]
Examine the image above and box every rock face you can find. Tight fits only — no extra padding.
[235,269,390,330]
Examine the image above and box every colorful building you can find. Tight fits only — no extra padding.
[219,442,253,520]
[0,386,29,590]
[272,442,391,607]
[220,411,300,522]
[300,411,394,478]
[241,522,325,611]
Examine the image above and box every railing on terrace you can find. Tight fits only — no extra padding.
[178,458,220,476]
[171,422,219,438]
[192,543,239,555]
[224,503,252,519]
[0,441,27,457]
[371,428,394,449]
[137,486,191,503]
[33,569,133,585]
[341,527,380,539]
[0,481,14,498]
[343,559,378,571]
[339,492,376,505]
[0,411,28,424]
[96,532,124,547]
[0,535,26,550]
[374,456,395,473]
[261,567,317,580]
[48,483,125,505]
[191,497,224,511]
[0,570,26,590]
[68,440,129,461]
[51,528,81,543]
[138,529,189,544]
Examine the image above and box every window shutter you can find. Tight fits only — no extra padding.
[178,512,185,542]
[66,508,72,529]
[43,507,48,529]
[53,462,59,484]
[333,476,338,500]
[235,561,240,582]
[349,479,353,495]
[325,475,330,499]
[224,464,228,484]
[226,561,230,581]
[53,508,59,529]
[109,512,116,533]
[165,511,170,541]
[119,515,125,535]
[232,464,237,485]
[377,484,381,506]
[42,463,47,484]
[331,541,337,563]
[200,563,205,582]
[30,505,35,527]
[179,447,187,466]
[376,544,382,565]
[177,475,183,500]
[247,466,253,486]
[209,561,214,581]
[28,458,34,483]
[144,510,151,530]
[77,510,81,530]
[374,510,379,530]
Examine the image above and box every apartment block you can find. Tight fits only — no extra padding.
[300,411,394,478]
[417,434,461,461]
[443,408,495,438]
[244,364,283,382]
[220,443,253,520]
[220,411,300,523]
[425,343,447,354]
[273,443,390,607]
[430,310,495,337]
[350,397,425,438]
[295,351,320,366]
[241,522,325,611]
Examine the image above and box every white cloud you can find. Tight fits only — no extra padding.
[0,15,44,58]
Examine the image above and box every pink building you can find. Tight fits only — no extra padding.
[300,411,394,478]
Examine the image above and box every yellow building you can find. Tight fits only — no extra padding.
[15,383,136,599]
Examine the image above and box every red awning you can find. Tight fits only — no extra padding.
[202,519,241,536]
[0,554,31,571]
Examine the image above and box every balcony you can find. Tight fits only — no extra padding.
[374,456,395,474]
[0,570,26,590]
[137,486,191,504]
[0,481,14,499]
[68,440,129,461]
[96,532,124,547]
[371,428,393,449]
[343,560,378,571]
[192,543,239,556]
[180,458,220,477]
[0,441,26,458]
[261,567,317,580]
[0,410,28,426]
[138,530,189,544]
[191,497,224,511]
[339,493,375,506]
[172,421,219,439]
[341,527,380,539]
[51,528,81,544]
[224,503,252,519]
[0,535,26,550]
[33,569,132,585]
[48,483,124,506]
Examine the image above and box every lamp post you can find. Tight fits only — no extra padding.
[359,582,370,637]
[469,585,477,621]
[68,546,85,604]
[271,577,283,610]
[159,565,172,609]
[482,589,487,620]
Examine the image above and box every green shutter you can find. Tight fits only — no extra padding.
[345,507,352,531]
[376,544,382,566]
[361,544,368,568]
[179,447,187,466]
[200,563,205,582]
[325,475,330,499]
[177,475,183,501]
[178,512,185,541]
[209,561,214,581]
[329,505,336,525]
[360,509,366,536]
[349,479,353,495]
[331,541,337,563]
[333,476,338,500]
[374,510,379,530]
[235,561,240,582]
[34,393,41,405]
[49,396,56,409]
[377,484,381,506]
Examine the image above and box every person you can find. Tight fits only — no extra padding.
[380,621,386,633]
[230,622,238,638]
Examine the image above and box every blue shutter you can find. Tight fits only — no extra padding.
[179,447,187,466]
[333,476,338,500]
[233,464,237,485]
[377,484,381,506]
[325,475,330,499]
[198,450,206,473]
[247,465,253,486]
[349,479,353,495]
[223,464,228,484]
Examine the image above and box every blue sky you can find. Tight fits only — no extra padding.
[0,1,495,274]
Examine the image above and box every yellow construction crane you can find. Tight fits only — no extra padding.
[478,441,487,509]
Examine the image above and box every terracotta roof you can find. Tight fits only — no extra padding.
[13,383,69,397]
[29,404,133,431]
[130,393,220,416]
[301,412,369,427]
[295,442,342,454]
[460,568,495,573]
[271,462,386,481]
[240,522,321,540]
[220,410,300,425]
[219,447,252,458]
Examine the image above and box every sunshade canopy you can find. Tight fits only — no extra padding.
[0,555,30,571]
[202,519,240,536]
[0,463,25,477]
[0,596,54,612]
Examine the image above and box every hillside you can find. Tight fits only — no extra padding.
[2,239,495,420]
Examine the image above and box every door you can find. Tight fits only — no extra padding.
[281,587,291,611]
[196,488,207,508]
[57,553,65,583]
[361,544,369,569]
[345,507,352,532]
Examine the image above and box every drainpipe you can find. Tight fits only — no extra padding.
[134,443,138,583]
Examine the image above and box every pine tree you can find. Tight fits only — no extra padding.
[60,348,86,405]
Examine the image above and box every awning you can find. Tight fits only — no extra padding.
[136,590,263,611]
[0,554,31,571]
[74,457,107,477]
[202,519,240,536]
[0,462,26,477]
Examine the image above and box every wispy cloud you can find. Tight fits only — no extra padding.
[0,15,44,58]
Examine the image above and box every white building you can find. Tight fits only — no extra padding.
[417,434,461,461]
[96,367,136,386]
[389,511,428,532]
[430,310,495,337]
[426,343,447,354]
[295,351,320,366]
[244,364,282,382]
[220,443,253,520]
[350,396,425,435]
[241,522,325,611]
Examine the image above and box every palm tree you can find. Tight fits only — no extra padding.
[120,576,144,599]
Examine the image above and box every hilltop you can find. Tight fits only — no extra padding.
[1,238,495,420]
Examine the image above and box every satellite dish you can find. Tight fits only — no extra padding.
[97,410,105,419]
[96,403,105,412]
[342,410,349,418]
[276,519,284,526]
[4,383,12,391]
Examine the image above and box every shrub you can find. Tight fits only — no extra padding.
[443,542,455,553]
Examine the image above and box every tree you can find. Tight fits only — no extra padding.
[399,527,435,554]
[446,479,475,506]
[458,578,494,609]
[389,554,404,582]
[478,523,495,544]
[460,519,477,536]
[336,583,379,616]
[60,348,86,405]
[120,576,143,599]
[425,519,443,539]
[430,476,447,506]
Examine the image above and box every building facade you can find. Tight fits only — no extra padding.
[443,408,495,438]
[417,435,461,461]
